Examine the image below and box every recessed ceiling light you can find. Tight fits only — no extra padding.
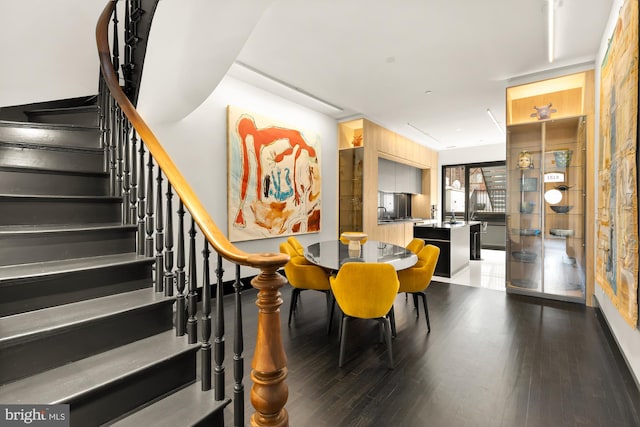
[456,128,462,132]
[424,90,432,95]
[446,145,457,149]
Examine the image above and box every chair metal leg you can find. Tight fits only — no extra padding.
[382,317,394,369]
[420,292,431,333]
[288,288,300,326]
[412,293,419,317]
[387,305,396,338]
[339,316,350,367]
[326,291,335,335]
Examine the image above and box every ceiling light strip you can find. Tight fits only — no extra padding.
[234,61,343,112]
[486,109,505,136]
[407,122,442,144]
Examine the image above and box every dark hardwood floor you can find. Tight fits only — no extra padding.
[223,280,640,427]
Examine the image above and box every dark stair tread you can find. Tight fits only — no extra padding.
[0,222,134,235]
[26,105,99,115]
[0,194,121,202]
[0,140,104,153]
[0,330,198,404]
[0,164,108,178]
[0,120,99,132]
[0,289,172,346]
[0,253,152,283]
[111,383,231,427]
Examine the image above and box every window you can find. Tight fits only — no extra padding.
[442,162,506,221]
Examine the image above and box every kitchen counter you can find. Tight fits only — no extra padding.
[414,220,480,229]
[378,218,437,225]
[414,221,472,277]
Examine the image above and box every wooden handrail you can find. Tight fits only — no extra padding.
[96,1,288,270]
[97,3,290,425]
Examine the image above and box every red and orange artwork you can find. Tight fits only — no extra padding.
[227,106,321,242]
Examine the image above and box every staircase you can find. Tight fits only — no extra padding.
[0,100,229,426]
[481,166,507,212]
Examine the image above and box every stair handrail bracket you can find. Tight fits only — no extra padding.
[96,1,290,426]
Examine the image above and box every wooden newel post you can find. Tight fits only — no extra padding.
[249,253,289,427]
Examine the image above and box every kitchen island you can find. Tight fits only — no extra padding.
[414,221,477,277]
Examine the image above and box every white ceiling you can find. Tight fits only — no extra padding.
[228,0,613,151]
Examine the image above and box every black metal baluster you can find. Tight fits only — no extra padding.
[129,129,138,223]
[111,0,120,81]
[201,241,212,391]
[187,218,198,343]
[123,0,132,98]
[109,97,117,196]
[122,117,131,223]
[155,167,164,292]
[164,184,174,297]
[145,154,154,257]
[233,264,244,426]
[214,254,225,400]
[103,97,111,173]
[176,201,186,336]
[115,107,123,197]
[137,141,146,255]
[98,77,108,173]
[109,4,119,196]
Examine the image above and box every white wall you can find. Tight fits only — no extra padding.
[592,0,640,387]
[137,0,274,123]
[0,0,105,107]
[438,143,506,167]
[150,76,338,280]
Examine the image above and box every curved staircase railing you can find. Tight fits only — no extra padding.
[96,1,290,426]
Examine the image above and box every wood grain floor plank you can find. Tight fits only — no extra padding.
[221,280,640,427]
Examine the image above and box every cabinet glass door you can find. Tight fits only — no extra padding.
[507,123,543,292]
[339,148,364,234]
[506,117,586,302]
[542,117,586,299]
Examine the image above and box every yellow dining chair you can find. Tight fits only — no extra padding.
[396,244,440,333]
[402,238,425,304]
[330,262,399,369]
[279,241,334,333]
[405,238,425,254]
[287,236,306,258]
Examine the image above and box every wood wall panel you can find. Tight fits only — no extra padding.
[344,119,438,246]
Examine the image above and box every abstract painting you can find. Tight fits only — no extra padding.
[596,0,639,327]
[227,106,321,242]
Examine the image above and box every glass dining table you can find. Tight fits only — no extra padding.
[304,240,418,272]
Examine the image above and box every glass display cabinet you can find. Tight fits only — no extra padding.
[339,147,364,235]
[506,116,586,302]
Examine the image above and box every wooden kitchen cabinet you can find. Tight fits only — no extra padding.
[338,118,437,243]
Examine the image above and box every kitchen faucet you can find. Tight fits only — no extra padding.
[377,206,387,220]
